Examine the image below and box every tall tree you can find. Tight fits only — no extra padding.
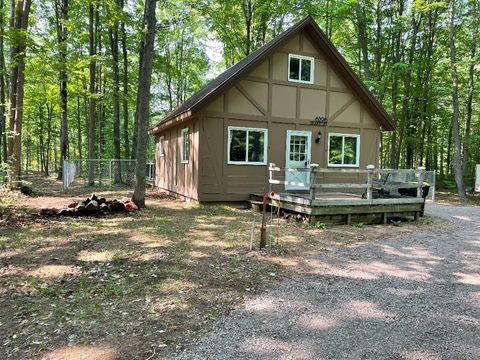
[108,0,122,183]
[87,1,96,185]
[447,0,465,198]
[132,0,157,207]
[462,0,478,177]
[119,0,129,159]
[54,0,69,179]
[0,0,6,163]
[7,0,32,186]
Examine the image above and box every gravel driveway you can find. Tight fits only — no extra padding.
[173,203,480,360]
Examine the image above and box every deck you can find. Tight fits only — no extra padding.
[250,164,429,225]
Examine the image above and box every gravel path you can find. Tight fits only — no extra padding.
[172,203,480,360]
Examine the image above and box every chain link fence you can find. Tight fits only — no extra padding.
[63,159,137,190]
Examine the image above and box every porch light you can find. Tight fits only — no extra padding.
[315,130,322,144]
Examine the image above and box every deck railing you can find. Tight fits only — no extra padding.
[268,163,429,201]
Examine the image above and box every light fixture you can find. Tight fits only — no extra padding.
[315,130,321,144]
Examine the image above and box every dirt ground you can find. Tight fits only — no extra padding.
[0,174,445,360]
[173,203,480,359]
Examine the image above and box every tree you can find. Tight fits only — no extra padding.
[54,0,69,179]
[7,0,32,186]
[87,1,96,185]
[132,0,157,207]
[108,0,122,183]
[448,0,465,198]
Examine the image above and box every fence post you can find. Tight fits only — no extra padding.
[109,160,113,188]
[432,170,436,202]
[366,164,375,200]
[417,166,425,198]
[310,164,319,200]
[62,159,67,190]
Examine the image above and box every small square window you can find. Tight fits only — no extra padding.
[228,127,268,165]
[158,136,165,157]
[328,133,360,167]
[181,128,189,163]
[288,54,314,84]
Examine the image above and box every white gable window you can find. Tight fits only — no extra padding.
[288,54,314,84]
[228,126,268,165]
[328,133,360,167]
[158,136,165,157]
[181,128,189,163]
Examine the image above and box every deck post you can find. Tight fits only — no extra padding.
[383,212,388,224]
[417,166,425,198]
[309,164,319,200]
[269,163,276,194]
[366,165,375,200]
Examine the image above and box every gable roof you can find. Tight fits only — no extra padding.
[150,16,395,134]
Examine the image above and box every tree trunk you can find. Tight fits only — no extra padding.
[132,0,157,207]
[355,1,369,80]
[55,0,68,179]
[76,95,82,160]
[448,0,466,198]
[132,5,145,160]
[8,0,31,187]
[0,0,6,163]
[120,0,129,159]
[88,3,96,185]
[108,0,121,183]
[462,0,478,177]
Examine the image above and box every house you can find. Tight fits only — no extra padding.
[149,16,395,202]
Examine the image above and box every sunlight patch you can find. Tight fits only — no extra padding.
[41,345,117,360]
[454,272,480,285]
[344,300,396,320]
[77,250,115,262]
[298,313,338,330]
[29,265,82,279]
[400,350,440,360]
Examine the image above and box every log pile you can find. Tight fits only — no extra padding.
[39,194,138,216]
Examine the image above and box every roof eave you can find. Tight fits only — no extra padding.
[149,110,194,135]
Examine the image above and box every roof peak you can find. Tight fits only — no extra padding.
[150,16,394,134]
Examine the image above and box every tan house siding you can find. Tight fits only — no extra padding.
[155,118,200,200]
[193,29,382,201]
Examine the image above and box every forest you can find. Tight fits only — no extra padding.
[0,0,478,199]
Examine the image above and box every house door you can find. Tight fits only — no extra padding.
[285,130,312,190]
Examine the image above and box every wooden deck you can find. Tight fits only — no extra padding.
[250,192,426,225]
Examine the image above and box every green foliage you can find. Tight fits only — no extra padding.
[353,222,364,229]
[314,221,327,229]
[390,220,402,227]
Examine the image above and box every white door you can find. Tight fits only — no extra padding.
[285,130,312,190]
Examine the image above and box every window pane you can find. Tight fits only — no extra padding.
[329,136,343,165]
[289,57,300,80]
[344,137,357,165]
[248,131,265,162]
[230,130,247,162]
[182,131,189,161]
[301,59,311,82]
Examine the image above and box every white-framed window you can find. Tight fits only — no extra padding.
[228,126,268,165]
[181,128,189,163]
[158,136,165,157]
[327,133,360,167]
[288,54,314,84]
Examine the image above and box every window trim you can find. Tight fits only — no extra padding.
[327,133,361,168]
[158,136,165,157]
[180,128,189,164]
[227,126,268,165]
[288,54,315,84]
